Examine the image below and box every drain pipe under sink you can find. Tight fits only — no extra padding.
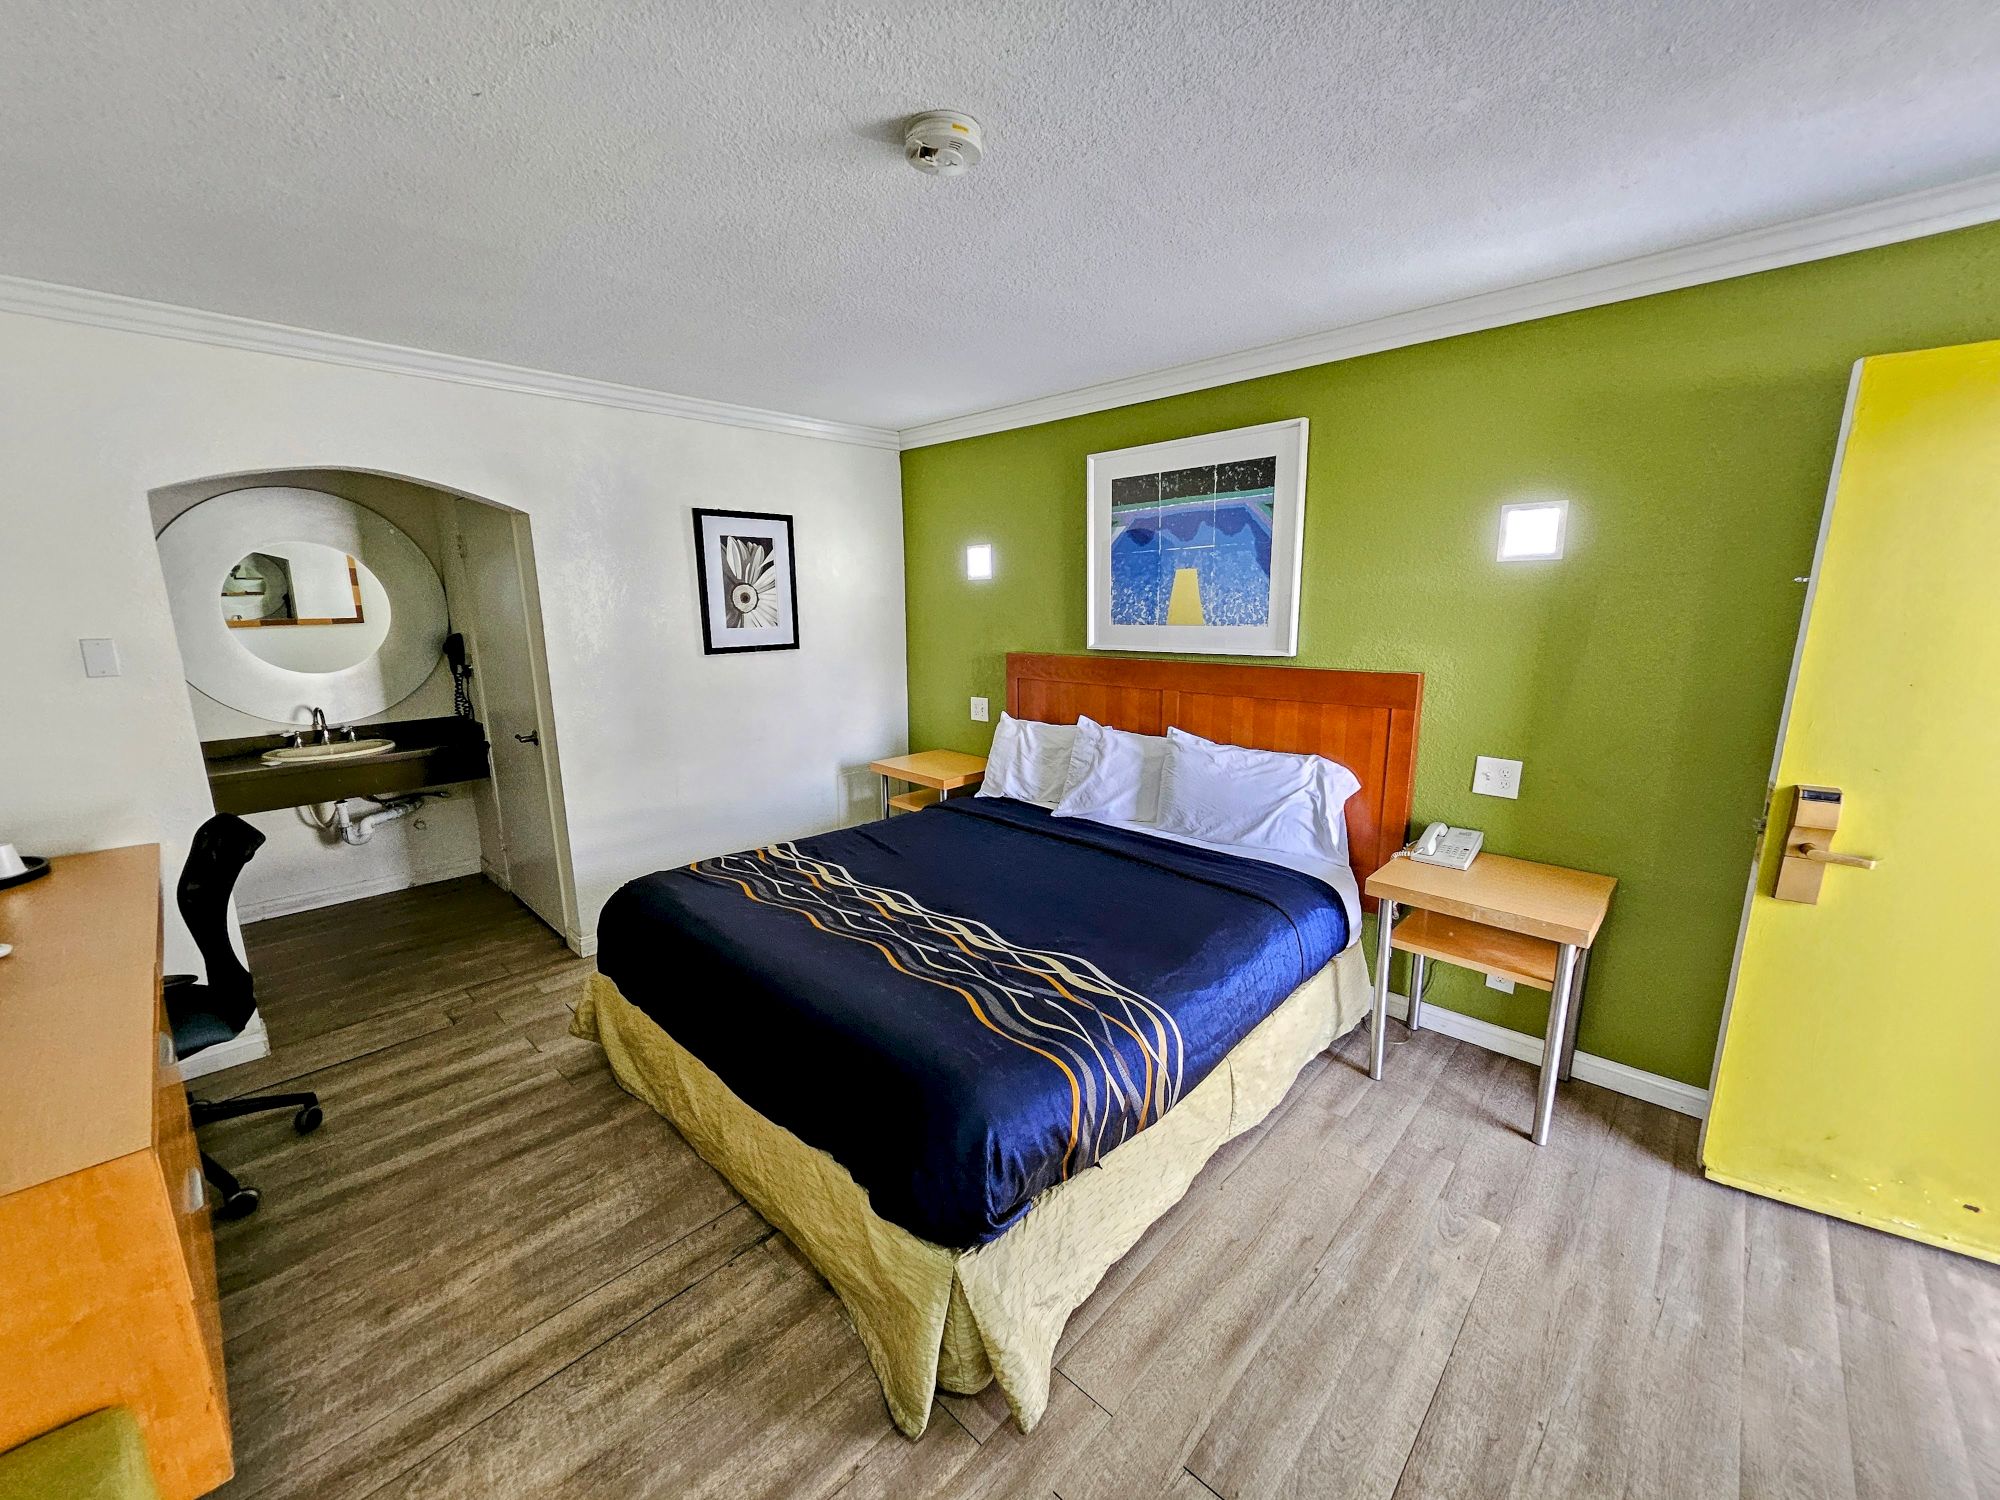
[333,795,427,846]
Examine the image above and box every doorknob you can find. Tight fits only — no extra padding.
[1774,785,1876,903]
[513,730,540,746]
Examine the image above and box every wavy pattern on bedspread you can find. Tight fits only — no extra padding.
[690,842,1188,1178]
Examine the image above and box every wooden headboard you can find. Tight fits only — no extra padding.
[1006,653,1422,903]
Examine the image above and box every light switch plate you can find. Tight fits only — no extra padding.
[1486,973,1516,993]
[79,637,121,678]
[1473,755,1522,799]
[970,696,990,723]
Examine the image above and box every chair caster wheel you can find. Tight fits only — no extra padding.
[217,1185,262,1221]
[294,1104,323,1134]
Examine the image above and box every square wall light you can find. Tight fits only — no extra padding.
[966,543,994,580]
[1498,500,1568,561]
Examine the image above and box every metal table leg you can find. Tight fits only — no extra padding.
[1369,900,1398,1080]
[1532,943,1581,1145]
[880,775,891,820]
[1408,953,1428,1034]
[1558,947,1590,1082]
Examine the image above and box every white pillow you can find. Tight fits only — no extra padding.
[975,713,1080,808]
[1153,727,1360,864]
[1052,716,1169,825]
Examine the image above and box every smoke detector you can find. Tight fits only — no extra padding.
[904,110,983,178]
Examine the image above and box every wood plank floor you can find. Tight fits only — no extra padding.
[204,875,2000,1499]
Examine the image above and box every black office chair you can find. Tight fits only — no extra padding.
[165,814,323,1221]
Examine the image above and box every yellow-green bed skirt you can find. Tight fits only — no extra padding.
[571,941,1370,1437]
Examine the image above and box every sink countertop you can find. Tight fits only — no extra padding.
[203,716,491,813]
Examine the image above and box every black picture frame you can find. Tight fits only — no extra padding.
[690,507,801,655]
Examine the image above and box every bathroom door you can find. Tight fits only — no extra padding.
[455,502,575,943]
[1702,338,2000,1263]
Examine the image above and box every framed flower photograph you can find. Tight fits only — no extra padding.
[691,508,799,654]
[1086,417,1308,656]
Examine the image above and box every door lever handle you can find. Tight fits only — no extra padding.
[1775,786,1870,903]
[513,730,540,746]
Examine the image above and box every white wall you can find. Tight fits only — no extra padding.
[0,310,907,976]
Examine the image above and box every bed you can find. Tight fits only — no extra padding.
[572,653,1421,1436]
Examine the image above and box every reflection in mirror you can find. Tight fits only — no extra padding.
[219,543,394,674]
[223,549,359,625]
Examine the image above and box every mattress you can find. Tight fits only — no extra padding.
[594,796,1353,1248]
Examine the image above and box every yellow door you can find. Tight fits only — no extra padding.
[1703,339,2000,1263]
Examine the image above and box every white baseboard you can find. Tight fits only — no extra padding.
[1385,991,1709,1119]
[234,858,485,924]
[1567,1051,1711,1120]
[569,929,597,959]
[177,1009,272,1081]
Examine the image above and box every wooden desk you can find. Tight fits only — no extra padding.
[868,750,987,817]
[1365,852,1616,1145]
[0,847,232,1498]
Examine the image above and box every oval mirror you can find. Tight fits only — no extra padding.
[159,487,448,723]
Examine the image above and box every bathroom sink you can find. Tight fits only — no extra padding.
[206,717,486,815]
[260,738,397,766]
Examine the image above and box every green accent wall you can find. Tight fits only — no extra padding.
[900,221,2000,1088]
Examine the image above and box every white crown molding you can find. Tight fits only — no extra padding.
[900,170,2000,448]
[0,274,901,450]
[1385,991,1709,1119]
[11,169,1994,455]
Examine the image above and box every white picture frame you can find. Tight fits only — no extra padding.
[1086,417,1309,656]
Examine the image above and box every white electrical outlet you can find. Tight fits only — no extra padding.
[1485,973,1516,993]
[1473,755,1522,799]
[970,696,989,723]
[79,637,121,678]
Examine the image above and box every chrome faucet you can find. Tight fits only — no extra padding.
[309,707,331,744]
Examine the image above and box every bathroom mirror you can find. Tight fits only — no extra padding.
[158,487,448,724]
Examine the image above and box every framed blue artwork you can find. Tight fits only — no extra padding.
[1085,418,1308,656]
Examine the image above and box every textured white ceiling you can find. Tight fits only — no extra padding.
[4,1,1998,431]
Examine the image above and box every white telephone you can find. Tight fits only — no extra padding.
[1405,822,1483,871]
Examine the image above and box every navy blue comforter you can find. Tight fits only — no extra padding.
[596,797,1349,1248]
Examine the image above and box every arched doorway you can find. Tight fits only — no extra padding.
[149,466,579,968]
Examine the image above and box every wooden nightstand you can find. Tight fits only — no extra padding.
[868,750,987,818]
[1364,852,1616,1145]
